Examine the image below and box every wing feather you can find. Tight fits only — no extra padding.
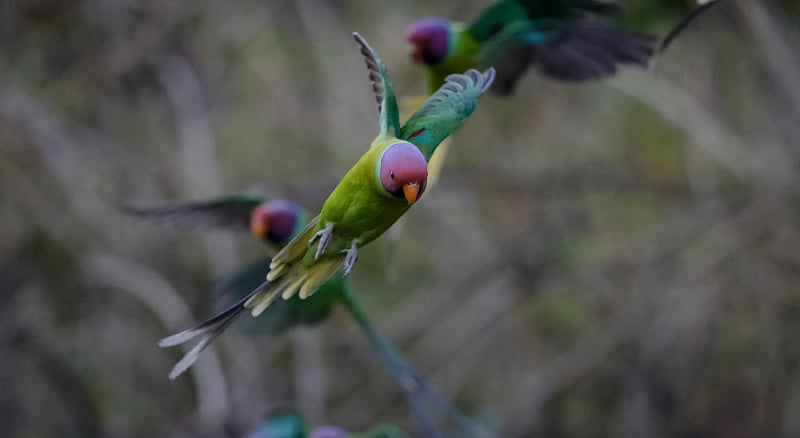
[120,196,264,233]
[399,68,495,160]
[352,32,400,139]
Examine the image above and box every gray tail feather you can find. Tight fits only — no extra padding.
[159,280,269,379]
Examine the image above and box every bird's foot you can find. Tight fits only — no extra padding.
[309,222,334,261]
[341,241,359,276]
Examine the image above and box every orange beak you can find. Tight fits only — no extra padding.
[250,216,267,239]
[403,183,420,205]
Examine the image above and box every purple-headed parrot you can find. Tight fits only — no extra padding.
[407,0,724,95]
[406,0,655,95]
[156,32,494,380]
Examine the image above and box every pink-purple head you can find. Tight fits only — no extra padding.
[406,17,451,65]
[249,199,303,244]
[379,141,428,205]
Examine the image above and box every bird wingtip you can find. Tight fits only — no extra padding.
[158,328,201,347]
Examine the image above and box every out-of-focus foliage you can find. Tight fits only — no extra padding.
[2,1,800,437]
[244,408,408,438]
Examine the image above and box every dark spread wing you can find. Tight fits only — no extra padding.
[120,195,264,233]
[532,20,654,81]
[483,19,654,94]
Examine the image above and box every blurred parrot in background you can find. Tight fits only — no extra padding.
[402,0,653,192]
[406,0,656,95]
[125,196,482,435]
[156,32,494,379]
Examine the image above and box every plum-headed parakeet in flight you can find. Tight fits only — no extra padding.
[406,0,656,94]
[157,32,495,379]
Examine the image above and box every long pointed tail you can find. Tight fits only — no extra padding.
[159,280,269,380]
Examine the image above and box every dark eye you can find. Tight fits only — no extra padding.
[390,171,395,180]
[489,23,503,37]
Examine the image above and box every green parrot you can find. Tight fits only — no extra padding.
[407,0,724,95]
[406,0,655,94]
[126,196,486,436]
[158,32,495,379]
[122,197,338,333]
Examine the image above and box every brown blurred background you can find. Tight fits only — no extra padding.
[2,0,800,436]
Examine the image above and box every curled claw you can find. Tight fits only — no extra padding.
[309,222,334,261]
[341,241,359,276]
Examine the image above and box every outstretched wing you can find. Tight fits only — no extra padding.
[120,195,264,233]
[399,68,495,161]
[353,32,400,139]
[482,19,654,94]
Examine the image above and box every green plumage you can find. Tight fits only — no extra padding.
[245,33,494,314]
[424,24,483,94]
[314,137,413,254]
[158,32,494,379]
